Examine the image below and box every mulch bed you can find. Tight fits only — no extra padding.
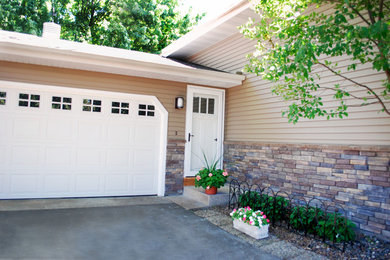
[215,206,390,260]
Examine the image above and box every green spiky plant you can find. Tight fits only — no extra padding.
[194,152,228,190]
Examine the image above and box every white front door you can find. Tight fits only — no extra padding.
[184,86,224,177]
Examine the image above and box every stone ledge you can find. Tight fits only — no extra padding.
[224,141,390,151]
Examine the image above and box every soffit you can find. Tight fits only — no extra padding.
[161,1,256,60]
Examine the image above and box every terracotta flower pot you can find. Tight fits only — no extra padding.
[205,186,217,195]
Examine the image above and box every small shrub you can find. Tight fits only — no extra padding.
[239,192,289,224]
[238,191,356,242]
[317,212,356,243]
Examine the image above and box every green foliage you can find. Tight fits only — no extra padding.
[194,168,228,189]
[194,153,228,189]
[289,206,324,235]
[102,0,203,53]
[241,0,390,123]
[0,0,203,53]
[61,0,111,44]
[238,191,289,223]
[317,212,356,243]
[239,191,356,242]
[0,0,49,35]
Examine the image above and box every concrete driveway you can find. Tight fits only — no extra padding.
[0,198,279,260]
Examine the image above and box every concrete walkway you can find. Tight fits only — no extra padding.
[0,197,278,260]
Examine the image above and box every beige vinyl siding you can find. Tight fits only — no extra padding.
[188,15,390,145]
[0,61,188,140]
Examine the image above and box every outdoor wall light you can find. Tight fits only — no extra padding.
[175,97,184,109]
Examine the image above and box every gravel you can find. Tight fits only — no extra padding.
[193,206,390,260]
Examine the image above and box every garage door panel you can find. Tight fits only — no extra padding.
[106,149,131,169]
[0,175,6,194]
[75,175,101,193]
[44,175,71,193]
[77,121,104,143]
[133,174,156,194]
[11,146,41,167]
[0,84,165,199]
[45,147,72,166]
[134,149,156,171]
[46,120,74,140]
[0,117,7,139]
[11,175,38,193]
[13,117,43,139]
[0,145,6,165]
[107,125,133,145]
[134,126,157,146]
[76,148,104,166]
[104,175,129,193]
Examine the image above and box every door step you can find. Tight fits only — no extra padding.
[183,186,229,207]
[168,185,230,210]
[183,177,195,186]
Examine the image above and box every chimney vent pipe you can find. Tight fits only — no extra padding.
[42,22,61,40]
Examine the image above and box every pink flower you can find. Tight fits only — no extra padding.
[266,219,270,223]
[222,171,228,176]
[206,186,210,189]
[249,221,253,225]
[263,215,267,219]
[208,173,213,177]
[196,175,201,181]
[243,216,246,221]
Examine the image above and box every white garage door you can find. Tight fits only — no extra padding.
[0,82,167,199]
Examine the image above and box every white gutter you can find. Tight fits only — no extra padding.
[0,31,245,88]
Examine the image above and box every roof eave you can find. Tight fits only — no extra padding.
[0,41,245,88]
[161,0,251,59]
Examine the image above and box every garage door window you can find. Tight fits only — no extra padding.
[0,91,6,105]
[138,104,155,117]
[52,96,72,110]
[19,93,40,108]
[112,101,129,115]
[83,99,101,112]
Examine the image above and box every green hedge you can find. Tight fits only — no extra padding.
[239,191,356,242]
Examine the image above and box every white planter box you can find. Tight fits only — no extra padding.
[233,219,269,239]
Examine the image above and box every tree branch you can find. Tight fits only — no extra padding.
[319,86,377,100]
[347,2,371,26]
[379,0,384,21]
[366,4,376,24]
[336,1,389,83]
[318,62,390,115]
[347,102,381,107]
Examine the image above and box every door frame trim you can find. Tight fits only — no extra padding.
[0,80,168,197]
[184,85,225,177]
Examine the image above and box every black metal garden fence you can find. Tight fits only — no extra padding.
[228,178,356,252]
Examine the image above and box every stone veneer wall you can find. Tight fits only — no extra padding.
[165,139,185,195]
[224,141,390,241]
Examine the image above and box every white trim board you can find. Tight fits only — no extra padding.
[0,30,245,88]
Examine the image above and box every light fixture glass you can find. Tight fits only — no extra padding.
[175,97,184,109]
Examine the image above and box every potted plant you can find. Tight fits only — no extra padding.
[194,154,228,195]
[230,207,270,239]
